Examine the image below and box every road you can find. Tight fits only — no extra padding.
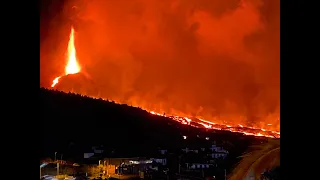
[89,174,139,179]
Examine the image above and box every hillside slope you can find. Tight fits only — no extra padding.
[40,88,261,160]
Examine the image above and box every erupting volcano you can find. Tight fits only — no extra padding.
[43,0,280,139]
[49,27,279,139]
[51,27,81,88]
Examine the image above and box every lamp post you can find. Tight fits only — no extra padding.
[40,163,48,179]
[54,152,57,162]
[57,162,59,176]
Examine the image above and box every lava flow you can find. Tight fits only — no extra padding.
[51,27,81,87]
[86,96,280,139]
[148,111,280,138]
[50,26,280,139]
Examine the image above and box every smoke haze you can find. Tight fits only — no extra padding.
[40,0,280,131]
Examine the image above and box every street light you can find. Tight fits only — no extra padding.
[54,152,57,162]
[40,162,48,179]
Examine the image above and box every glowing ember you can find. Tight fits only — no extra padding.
[51,27,80,87]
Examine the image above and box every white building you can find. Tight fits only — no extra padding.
[208,144,229,159]
[151,158,167,166]
[92,146,104,154]
[83,145,104,159]
[186,163,213,169]
[182,147,199,153]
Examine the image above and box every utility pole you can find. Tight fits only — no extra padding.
[224,169,226,180]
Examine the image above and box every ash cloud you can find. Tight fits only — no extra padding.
[40,0,280,130]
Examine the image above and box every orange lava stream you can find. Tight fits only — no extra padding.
[89,96,280,139]
[50,27,280,139]
[51,77,61,88]
[148,110,280,139]
[51,27,81,88]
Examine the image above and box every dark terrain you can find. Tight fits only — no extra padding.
[40,87,266,167]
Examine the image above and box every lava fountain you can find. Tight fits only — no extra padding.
[51,27,81,87]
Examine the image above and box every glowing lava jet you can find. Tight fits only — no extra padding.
[51,27,81,87]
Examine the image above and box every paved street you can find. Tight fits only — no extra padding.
[89,174,139,179]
